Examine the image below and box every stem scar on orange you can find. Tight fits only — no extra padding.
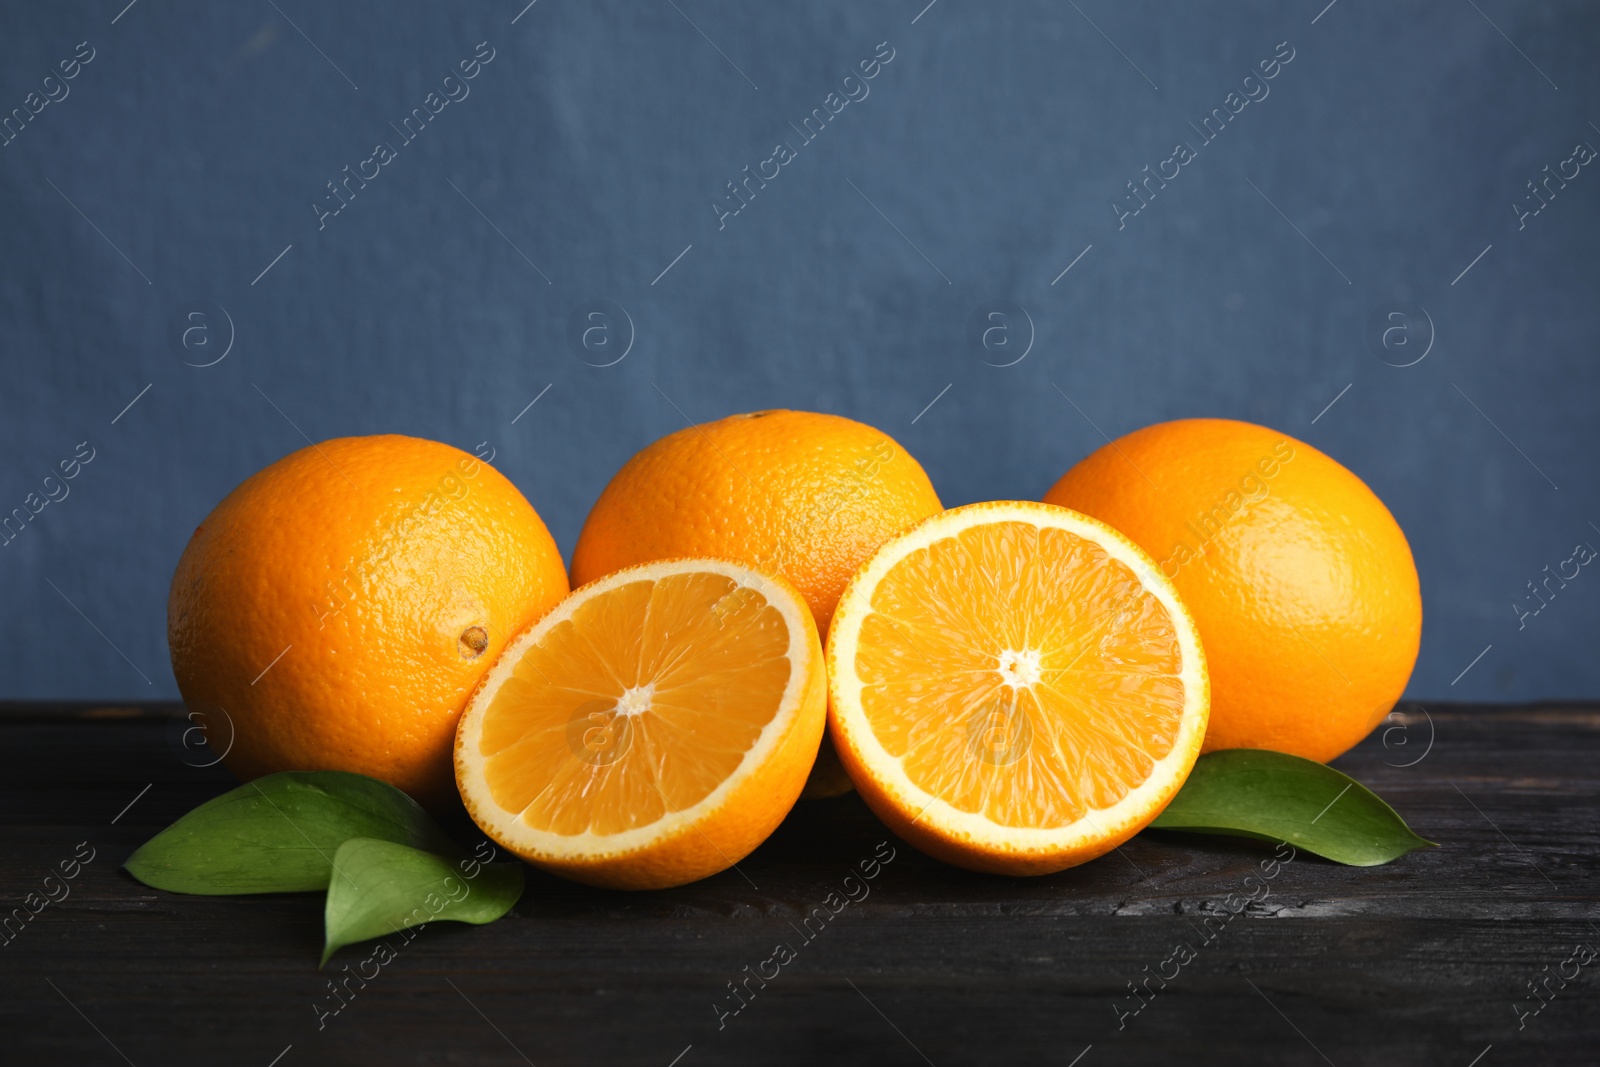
[167,435,569,803]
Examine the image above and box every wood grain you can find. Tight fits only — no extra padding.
[0,702,1595,1065]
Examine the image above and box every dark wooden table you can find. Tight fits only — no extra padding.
[2,702,1595,1065]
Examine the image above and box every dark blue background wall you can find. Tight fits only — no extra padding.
[2,1,1596,701]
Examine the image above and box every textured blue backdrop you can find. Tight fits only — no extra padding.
[1,1,1596,701]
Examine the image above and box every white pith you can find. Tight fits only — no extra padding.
[455,558,817,861]
[997,648,1042,689]
[829,501,1210,856]
[615,684,654,717]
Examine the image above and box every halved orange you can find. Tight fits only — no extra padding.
[455,558,826,890]
[827,501,1209,875]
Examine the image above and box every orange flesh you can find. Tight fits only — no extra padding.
[479,573,793,835]
[854,521,1185,827]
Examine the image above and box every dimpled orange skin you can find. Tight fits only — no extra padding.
[1043,418,1421,763]
[168,435,568,804]
[571,410,942,636]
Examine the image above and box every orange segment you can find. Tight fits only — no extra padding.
[827,501,1209,876]
[455,559,826,890]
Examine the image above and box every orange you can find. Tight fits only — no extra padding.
[572,410,941,634]
[827,501,1209,876]
[570,409,942,797]
[168,435,568,803]
[1043,418,1421,763]
[454,558,826,889]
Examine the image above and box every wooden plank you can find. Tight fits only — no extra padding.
[1,703,1596,1064]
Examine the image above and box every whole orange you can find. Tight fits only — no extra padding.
[1043,418,1420,763]
[168,435,568,802]
[571,410,942,797]
[572,410,942,636]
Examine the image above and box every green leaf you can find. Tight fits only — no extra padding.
[125,771,460,894]
[1149,749,1437,865]
[321,838,523,966]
